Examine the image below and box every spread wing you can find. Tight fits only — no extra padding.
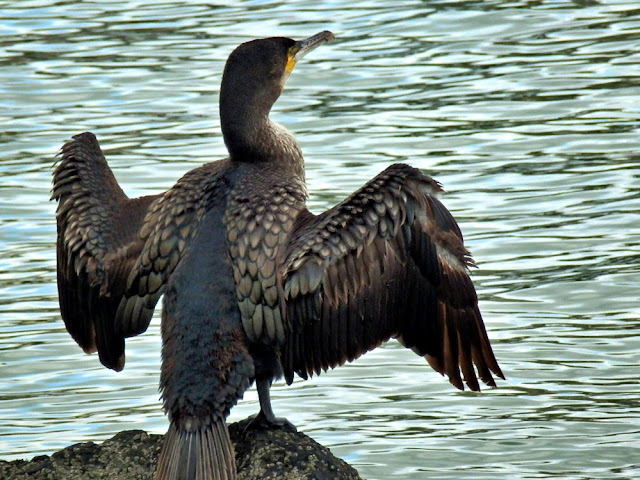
[52,132,159,371]
[115,162,231,341]
[281,163,503,391]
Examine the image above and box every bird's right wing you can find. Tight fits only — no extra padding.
[281,163,503,391]
[52,132,159,371]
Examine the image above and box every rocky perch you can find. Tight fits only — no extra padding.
[0,419,362,480]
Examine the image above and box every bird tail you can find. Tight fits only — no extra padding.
[155,417,236,480]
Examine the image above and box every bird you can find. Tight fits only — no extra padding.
[52,31,504,480]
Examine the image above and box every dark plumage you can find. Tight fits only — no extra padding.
[52,31,503,480]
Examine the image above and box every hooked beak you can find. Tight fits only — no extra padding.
[286,31,335,73]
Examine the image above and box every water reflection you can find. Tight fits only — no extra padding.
[1,1,639,479]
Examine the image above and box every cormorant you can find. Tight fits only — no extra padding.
[52,31,504,480]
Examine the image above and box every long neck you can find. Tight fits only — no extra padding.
[220,93,305,176]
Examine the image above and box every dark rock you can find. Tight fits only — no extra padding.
[231,418,361,480]
[0,421,362,480]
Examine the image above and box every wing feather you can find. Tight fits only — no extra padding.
[281,163,503,391]
[115,162,231,338]
[52,132,159,370]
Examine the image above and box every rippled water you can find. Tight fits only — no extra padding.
[1,1,639,479]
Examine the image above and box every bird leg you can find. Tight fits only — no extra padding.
[244,378,296,434]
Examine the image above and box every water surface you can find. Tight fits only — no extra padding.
[1,1,639,479]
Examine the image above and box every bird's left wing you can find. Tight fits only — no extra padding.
[52,133,160,371]
[115,162,231,339]
[281,163,503,391]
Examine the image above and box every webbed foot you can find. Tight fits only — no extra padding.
[243,409,297,436]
